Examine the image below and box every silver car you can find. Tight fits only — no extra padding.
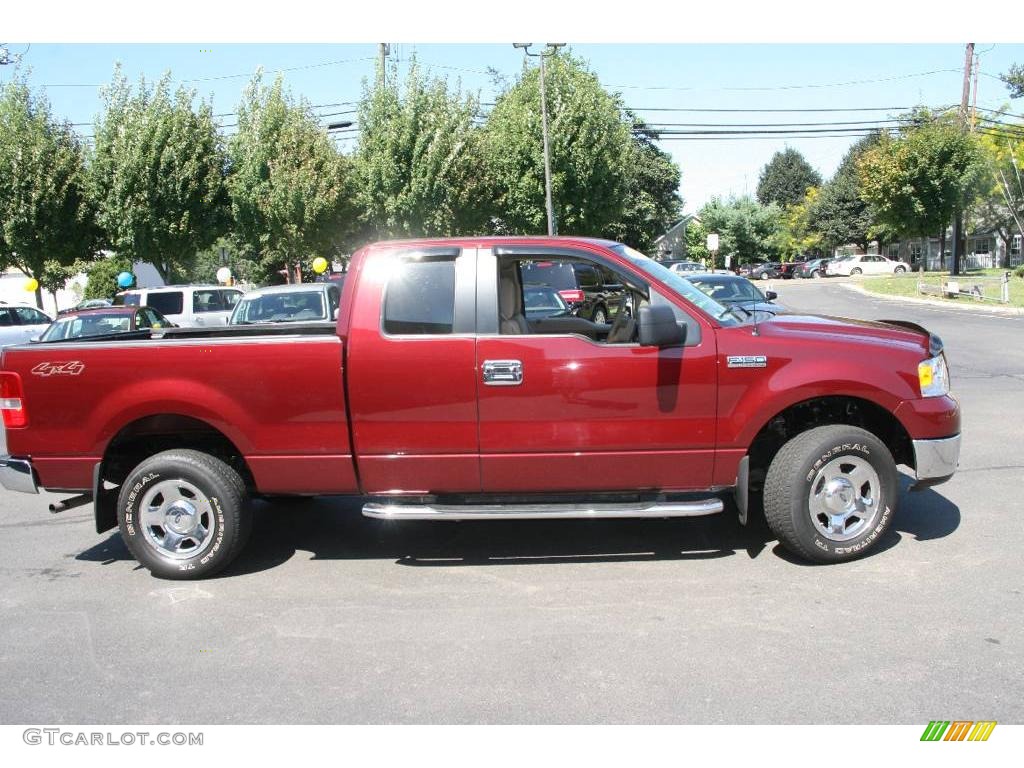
[229,282,341,325]
[0,303,53,348]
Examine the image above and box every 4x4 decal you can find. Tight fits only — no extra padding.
[30,361,85,377]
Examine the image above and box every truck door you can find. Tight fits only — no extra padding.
[474,245,718,493]
[345,246,480,494]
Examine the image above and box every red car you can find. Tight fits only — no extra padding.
[0,237,960,578]
[38,306,174,342]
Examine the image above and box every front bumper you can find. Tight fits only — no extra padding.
[0,456,39,494]
[911,434,961,490]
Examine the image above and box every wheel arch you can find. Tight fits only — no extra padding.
[94,413,255,534]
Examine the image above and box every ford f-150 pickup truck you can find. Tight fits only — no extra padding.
[0,237,961,578]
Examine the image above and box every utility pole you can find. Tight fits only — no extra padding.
[950,42,974,277]
[970,53,980,132]
[514,43,565,236]
[378,43,390,87]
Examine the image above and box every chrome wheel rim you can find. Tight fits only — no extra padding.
[139,478,216,560]
[807,456,881,542]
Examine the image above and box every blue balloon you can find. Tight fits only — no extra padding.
[116,271,134,288]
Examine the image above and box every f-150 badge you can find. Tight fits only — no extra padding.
[727,355,767,369]
[31,361,85,377]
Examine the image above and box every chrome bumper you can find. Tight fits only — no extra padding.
[0,456,39,494]
[911,434,961,489]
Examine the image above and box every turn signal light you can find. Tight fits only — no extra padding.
[0,372,27,428]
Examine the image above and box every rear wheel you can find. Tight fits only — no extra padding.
[811,270,822,279]
[117,449,252,579]
[760,273,770,281]
[850,267,863,275]
[894,265,906,274]
[763,425,897,563]
[592,306,608,325]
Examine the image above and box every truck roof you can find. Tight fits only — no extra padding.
[364,235,624,251]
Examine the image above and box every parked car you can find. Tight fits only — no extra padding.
[741,262,783,281]
[667,260,704,275]
[778,261,806,280]
[684,273,784,315]
[229,283,341,325]
[0,303,53,348]
[38,306,173,342]
[114,285,244,327]
[1,236,960,578]
[520,259,626,324]
[827,254,911,277]
[523,284,573,322]
[796,258,831,279]
[57,299,113,316]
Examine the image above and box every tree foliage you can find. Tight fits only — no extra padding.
[1002,64,1024,99]
[756,148,822,208]
[0,76,101,305]
[698,196,782,265]
[974,129,1024,266]
[775,186,822,260]
[484,52,632,235]
[602,117,683,252]
[228,73,355,284]
[82,255,134,301]
[857,111,983,241]
[810,133,881,252]
[354,58,490,239]
[90,66,226,283]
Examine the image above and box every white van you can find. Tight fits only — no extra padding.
[114,285,244,328]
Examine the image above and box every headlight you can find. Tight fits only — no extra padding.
[918,354,950,397]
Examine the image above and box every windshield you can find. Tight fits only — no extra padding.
[40,313,133,341]
[688,276,764,304]
[230,290,328,324]
[610,244,740,326]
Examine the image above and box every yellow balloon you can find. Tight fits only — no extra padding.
[312,257,329,274]
[24,278,39,292]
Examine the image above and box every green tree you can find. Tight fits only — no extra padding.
[698,196,782,266]
[685,219,710,264]
[810,133,881,254]
[602,117,683,252]
[857,111,983,269]
[90,66,227,283]
[484,52,632,235]
[974,129,1024,268]
[354,58,491,239]
[775,187,823,260]
[1001,64,1024,98]
[228,73,355,284]
[82,255,134,301]
[756,148,822,208]
[0,76,102,308]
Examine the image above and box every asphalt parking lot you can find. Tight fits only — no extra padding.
[1,279,1022,725]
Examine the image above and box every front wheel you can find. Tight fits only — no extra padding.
[591,306,607,325]
[117,449,252,579]
[894,265,906,274]
[811,270,822,279]
[763,425,898,563]
[760,273,770,281]
[850,267,862,275]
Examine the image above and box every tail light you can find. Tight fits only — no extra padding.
[0,372,27,428]
[558,289,585,304]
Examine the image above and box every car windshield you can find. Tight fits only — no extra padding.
[40,313,133,341]
[230,290,328,324]
[610,245,740,326]
[688,276,763,304]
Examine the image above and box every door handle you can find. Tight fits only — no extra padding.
[482,359,523,386]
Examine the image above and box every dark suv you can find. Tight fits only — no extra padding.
[521,260,626,324]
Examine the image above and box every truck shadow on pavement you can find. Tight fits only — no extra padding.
[74,475,960,576]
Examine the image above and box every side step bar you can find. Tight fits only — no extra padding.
[363,498,724,521]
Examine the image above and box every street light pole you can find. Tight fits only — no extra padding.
[514,43,565,236]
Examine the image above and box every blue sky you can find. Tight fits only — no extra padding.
[3,42,1023,217]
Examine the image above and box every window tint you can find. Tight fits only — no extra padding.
[521,261,577,291]
[118,293,141,307]
[146,292,183,316]
[144,308,164,327]
[221,290,242,309]
[383,257,456,335]
[135,310,151,328]
[193,290,223,313]
[0,309,12,327]
[573,263,600,290]
[327,286,340,317]
[13,307,49,325]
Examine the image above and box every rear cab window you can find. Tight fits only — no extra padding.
[146,292,183,316]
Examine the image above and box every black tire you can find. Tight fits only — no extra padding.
[763,425,898,563]
[592,306,608,325]
[894,265,906,274]
[117,449,252,579]
[760,273,770,281]
[811,270,822,279]
[850,267,862,276]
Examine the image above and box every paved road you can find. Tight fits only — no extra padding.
[1,282,1022,724]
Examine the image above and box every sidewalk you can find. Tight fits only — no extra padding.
[842,282,1024,317]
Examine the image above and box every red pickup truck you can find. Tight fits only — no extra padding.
[0,237,960,578]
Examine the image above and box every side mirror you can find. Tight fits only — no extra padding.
[638,305,687,348]
[765,291,778,301]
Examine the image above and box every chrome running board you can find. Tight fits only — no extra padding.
[362,498,724,521]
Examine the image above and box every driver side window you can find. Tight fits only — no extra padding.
[497,255,646,344]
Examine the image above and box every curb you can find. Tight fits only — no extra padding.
[841,282,1024,317]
